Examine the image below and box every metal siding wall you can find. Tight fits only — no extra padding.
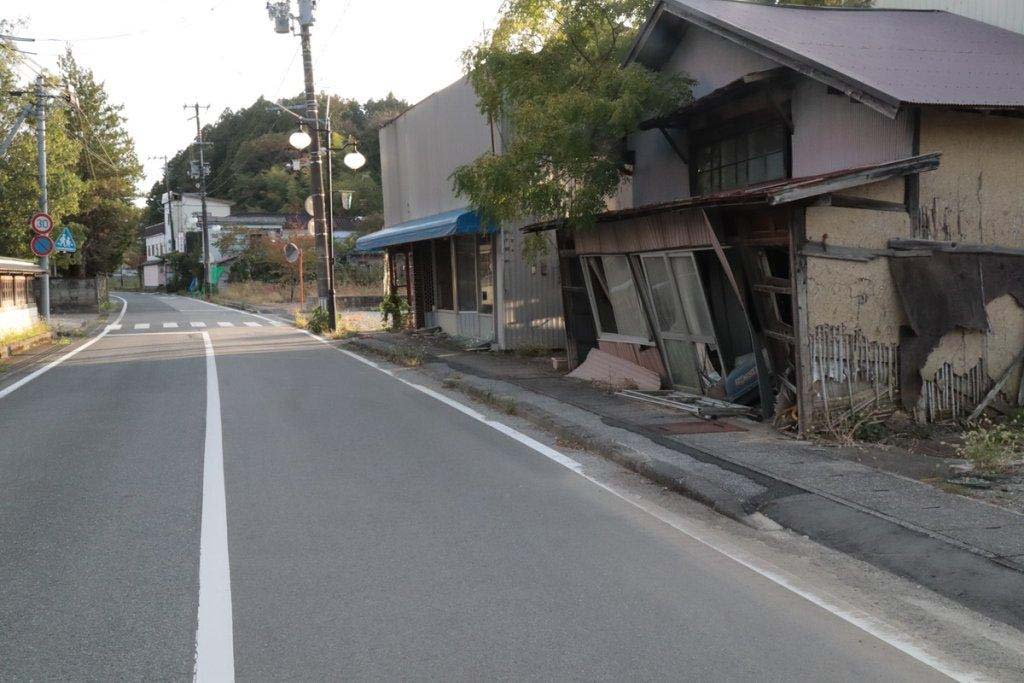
[665,25,779,99]
[379,78,494,227]
[791,80,914,178]
[574,209,713,255]
[873,0,1024,34]
[500,223,567,350]
[632,129,691,206]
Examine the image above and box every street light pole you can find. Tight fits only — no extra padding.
[296,0,336,329]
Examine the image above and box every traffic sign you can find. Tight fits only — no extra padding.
[54,226,77,253]
[30,234,54,257]
[284,242,300,264]
[30,212,54,235]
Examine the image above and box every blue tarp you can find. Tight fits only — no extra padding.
[354,208,496,252]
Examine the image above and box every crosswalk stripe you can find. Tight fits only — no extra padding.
[134,323,150,330]
[217,322,234,328]
[243,322,261,328]
[191,322,207,328]
[164,322,179,329]
[110,324,122,331]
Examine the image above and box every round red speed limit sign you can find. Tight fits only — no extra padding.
[30,212,54,235]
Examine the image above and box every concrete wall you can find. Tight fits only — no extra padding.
[380,78,495,227]
[48,277,109,313]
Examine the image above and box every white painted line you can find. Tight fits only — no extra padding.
[169,295,283,326]
[164,322,179,329]
[243,322,261,328]
[0,296,128,401]
[134,323,150,330]
[216,322,234,328]
[110,324,122,331]
[297,328,977,682]
[191,322,208,328]
[194,330,235,682]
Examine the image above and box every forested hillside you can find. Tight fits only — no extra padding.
[143,93,407,232]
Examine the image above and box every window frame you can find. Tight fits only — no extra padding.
[580,254,654,346]
[689,111,791,196]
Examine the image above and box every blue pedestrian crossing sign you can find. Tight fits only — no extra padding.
[54,226,77,254]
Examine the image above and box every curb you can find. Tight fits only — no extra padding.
[1,331,54,360]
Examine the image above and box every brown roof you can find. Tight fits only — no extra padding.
[631,0,1024,117]
[523,153,940,233]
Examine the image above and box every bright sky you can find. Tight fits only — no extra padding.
[7,0,505,195]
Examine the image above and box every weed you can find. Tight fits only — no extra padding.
[0,323,50,347]
[958,418,1024,474]
[293,310,309,329]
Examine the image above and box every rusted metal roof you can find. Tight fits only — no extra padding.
[0,256,45,275]
[631,0,1024,117]
[523,153,940,233]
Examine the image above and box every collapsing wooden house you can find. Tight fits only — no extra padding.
[528,0,1024,431]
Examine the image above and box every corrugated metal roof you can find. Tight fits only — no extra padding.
[355,208,496,252]
[0,256,45,274]
[524,153,940,232]
[635,0,1024,114]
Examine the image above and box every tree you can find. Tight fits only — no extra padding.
[452,0,692,229]
[0,33,83,258]
[58,49,142,275]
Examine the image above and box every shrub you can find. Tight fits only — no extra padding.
[305,306,333,335]
[380,292,409,331]
[958,417,1024,474]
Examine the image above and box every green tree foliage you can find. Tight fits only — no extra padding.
[452,0,693,229]
[58,49,142,276]
[0,34,83,259]
[143,93,408,231]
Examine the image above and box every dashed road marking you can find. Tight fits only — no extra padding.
[243,322,261,328]
[217,322,234,328]
[163,322,179,329]
[110,324,122,331]
[134,323,150,330]
[191,322,208,328]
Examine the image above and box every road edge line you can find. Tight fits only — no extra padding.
[194,331,235,682]
[0,295,128,401]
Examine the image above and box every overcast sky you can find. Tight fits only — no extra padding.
[7,0,504,195]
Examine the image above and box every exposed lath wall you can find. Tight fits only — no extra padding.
[810,325,899,420]
[922,359,990,422]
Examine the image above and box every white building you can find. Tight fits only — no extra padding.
[161,192,233,253]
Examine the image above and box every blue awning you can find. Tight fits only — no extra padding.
[355,208,496,252]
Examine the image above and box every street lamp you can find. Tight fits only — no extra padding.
[289,130,312,150]
[339,190,354,211]
[343,150,366,170]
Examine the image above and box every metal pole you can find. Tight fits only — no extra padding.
[298,248,305,311]
[298,10,336,330]
[35,76,50,323]
[194,104,212,300]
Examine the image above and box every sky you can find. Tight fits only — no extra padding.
[6,0,505,196]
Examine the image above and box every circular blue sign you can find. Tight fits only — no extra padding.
[30,234,54,257]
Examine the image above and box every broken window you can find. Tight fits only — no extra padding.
[582,255,650,342]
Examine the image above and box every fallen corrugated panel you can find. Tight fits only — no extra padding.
[567,348,662,391]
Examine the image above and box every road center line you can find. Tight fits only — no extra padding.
[194,331,235,682]
[0,295,128,401]
[295,327,977,682]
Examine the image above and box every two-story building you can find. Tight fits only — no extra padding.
[528,0,1024,431]
[355,78,565,350]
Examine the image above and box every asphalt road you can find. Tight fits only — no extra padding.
[0,293,954,680]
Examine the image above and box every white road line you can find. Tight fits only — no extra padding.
[110,324,123,331]
[0,296,128,401]
[296,328,977,682]
[191,322,208,328]
[243,322,261,328]
[170,296,283,326]
[216,322,234,328]
[194,331,235,682]
[164,322,179,329]
[134,323,150,330]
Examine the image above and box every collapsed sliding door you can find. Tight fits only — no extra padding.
[640,252,720,393]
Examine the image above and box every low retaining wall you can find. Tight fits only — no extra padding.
[47,276,109,313]
[337,295,382,311]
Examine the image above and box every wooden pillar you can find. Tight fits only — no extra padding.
[789,206,814,436]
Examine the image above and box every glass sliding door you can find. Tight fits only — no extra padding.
[640,252,720,393]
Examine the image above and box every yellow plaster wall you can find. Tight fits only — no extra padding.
[918,110,1024,247]
[805,206,912,250]
[805,256,905,344]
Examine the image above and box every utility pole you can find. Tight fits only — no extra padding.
[185,104,212,299]
[35,75,50,323]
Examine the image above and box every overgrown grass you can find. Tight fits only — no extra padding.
[0,322,50,347]
[958,416,1024,474]
[217,280,381,307]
